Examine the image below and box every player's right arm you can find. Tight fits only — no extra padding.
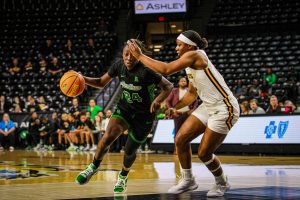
[82,72,112,88]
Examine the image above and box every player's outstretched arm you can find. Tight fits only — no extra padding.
[128,41,197,75]
[83,72,112,88]
[150,77,173,113]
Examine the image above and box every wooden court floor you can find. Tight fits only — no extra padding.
[1,150,300,199]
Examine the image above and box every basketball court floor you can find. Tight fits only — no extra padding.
[1,150,300,199]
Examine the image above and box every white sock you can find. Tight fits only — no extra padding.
[92,144,96,148]
[215,172,226,185]
[182,169,193,179]
[70,143,74,146]
[86,144,90,148]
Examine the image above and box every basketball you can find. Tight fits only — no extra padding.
[59,71,85,97]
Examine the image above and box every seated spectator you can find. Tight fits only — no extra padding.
[240,102,250,115]
[40,37,55,57]
[24,58,34,74]
[48,56,62,75]
[13,105,23,113]
[0,95,11,113]
[11,96,24,112]
[27,96,40,113]
[249,99,266,114]
[248,79,260,99]
[103,109,112,131]
[283,100,296,114]
[37,117,52,150]
[0,113,16,151]
[69,98,80,119]
[264,68,277,86]
[266,95,282,114]
[84,37,98,55]
[93,115,104,141]
[9,58,21,75]
[38,96,48,111]
[233,79,248,99]
[39,57,48,75]
[87,99,102,122]
[259,80,271,97]
[64,39,76,59]
[49,112,60,149]
[28,112,40,150]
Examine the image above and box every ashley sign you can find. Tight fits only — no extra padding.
[135,0,186,14]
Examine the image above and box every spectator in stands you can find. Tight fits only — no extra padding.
[165,77,198,154]
[249,99,265,114]
[39,57,48,75]
[93,115,104,141]
[264,68,277,86]
[28,112,40,150]
[49,112,59,149]
[240,102,250,115]
[87,99,102,122]
[248,79,260,99]
[24,58,34,74]
[259,80,271,97]
[9,58,21,75]
[283,100,296,114]
[37,117,51,150]
[84,37,97,55]
[266,95,282,114]
[102,109,112,131]
[233,79,248,99]
[40,37,55,57]
[11,96,24,112]
[57,113,73,150]
[69,98,80,118]
[48,56,62,75]
[64,39,75,59]
[27,96,40,112]
[0,113,16,151]
[13,105,23,113]
[0,95,11,113]
[38,96,48,111]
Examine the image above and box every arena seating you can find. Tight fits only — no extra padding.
[208,0,299,27]
[0,0,130,112]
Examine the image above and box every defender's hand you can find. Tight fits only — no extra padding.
[150,101,160,113]
[165,108,178,119]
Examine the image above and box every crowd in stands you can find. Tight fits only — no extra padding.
[0,98,130,153]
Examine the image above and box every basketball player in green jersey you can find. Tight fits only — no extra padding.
[75,39,173,194]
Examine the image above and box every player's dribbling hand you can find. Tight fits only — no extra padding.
[165,108,178,119]
[127,39,142,60]
[150,101,160,113]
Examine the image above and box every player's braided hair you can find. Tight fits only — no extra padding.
[125,39,152,56]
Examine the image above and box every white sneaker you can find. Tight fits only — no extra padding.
[0,146,4,151]
[168,176,198,194]
[207,177,230,197]
[89,145,97,151]
[9,146,14,151]
[84,145,90,151]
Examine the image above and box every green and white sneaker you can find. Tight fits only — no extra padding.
[114,172,128,193]
[75,163,98,185]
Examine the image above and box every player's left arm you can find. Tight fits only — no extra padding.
[129,41,198,75]
[150,77,173,113]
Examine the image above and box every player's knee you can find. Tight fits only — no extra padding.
[198,148,212,162]
[174,134,187,147]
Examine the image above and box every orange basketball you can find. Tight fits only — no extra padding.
[60,71,85,97]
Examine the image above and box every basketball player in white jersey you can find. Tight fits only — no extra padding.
[128,30,240,197]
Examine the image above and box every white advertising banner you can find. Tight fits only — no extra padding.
[152,115,300,144]
[134,0,187,14]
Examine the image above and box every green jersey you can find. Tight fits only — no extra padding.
[108,59,162,114]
